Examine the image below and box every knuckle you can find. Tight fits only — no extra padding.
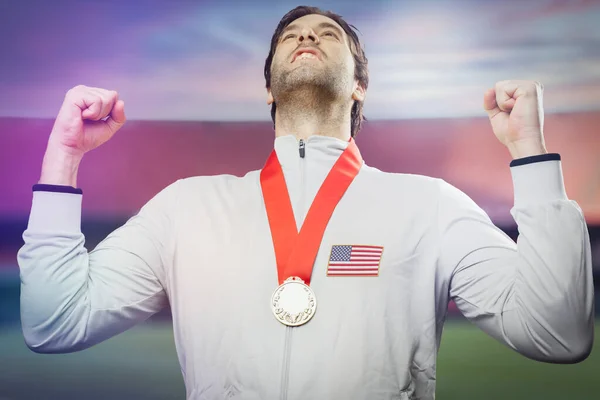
[66,85,83,97]
[88,94,102,108]
[99,90,117,103]
[95,94,107,105]
[527,82,539,95]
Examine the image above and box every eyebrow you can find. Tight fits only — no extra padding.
[280,23,299,37]
[280,21,345,39]
[316,22,344,38]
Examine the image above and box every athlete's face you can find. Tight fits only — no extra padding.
[267,14,364,105]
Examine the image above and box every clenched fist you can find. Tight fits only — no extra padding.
[40,85,126,187]
[48,85,126,157]
[483,80,548,159]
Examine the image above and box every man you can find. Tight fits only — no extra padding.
[18,5,593,400]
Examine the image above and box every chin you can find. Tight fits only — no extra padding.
[287,67,332,87]
[271,64,347,99]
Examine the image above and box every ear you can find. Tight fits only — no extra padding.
[267,89,274,105]
[352,81,365,102]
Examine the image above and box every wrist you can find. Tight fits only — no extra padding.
[506,138,548,159]
[39,143,84,187]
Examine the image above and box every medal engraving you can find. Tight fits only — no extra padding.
[271,277,317,327]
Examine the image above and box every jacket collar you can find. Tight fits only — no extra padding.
[273,135,350,172]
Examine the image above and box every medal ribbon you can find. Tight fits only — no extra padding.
[260,138,363,285]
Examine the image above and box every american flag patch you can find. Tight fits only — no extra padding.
[327,245,384,276]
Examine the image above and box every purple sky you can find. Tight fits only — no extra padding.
[1,0,599,121]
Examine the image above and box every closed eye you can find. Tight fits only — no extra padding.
[282,34,295,41]
[322,31,338,39]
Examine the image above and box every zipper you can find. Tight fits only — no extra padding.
[279,139,306,400]
[279,326,293,400]
[298,139,306,227]
[298,140,306,229]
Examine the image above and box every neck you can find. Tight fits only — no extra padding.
[273,87,352,142]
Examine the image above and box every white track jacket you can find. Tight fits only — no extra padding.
[18,135,594,399]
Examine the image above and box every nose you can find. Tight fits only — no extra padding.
[297,27,319,44]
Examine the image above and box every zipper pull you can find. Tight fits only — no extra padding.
[299,139,305,158]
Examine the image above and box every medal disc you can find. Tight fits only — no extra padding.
[271,277,317,327]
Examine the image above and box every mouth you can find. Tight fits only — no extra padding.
[292,48,321,63]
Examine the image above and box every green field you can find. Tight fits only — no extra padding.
[0,320,598,399]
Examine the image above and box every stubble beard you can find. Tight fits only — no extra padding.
[270,61,352,110]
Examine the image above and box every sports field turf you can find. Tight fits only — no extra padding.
[0,320,597,399]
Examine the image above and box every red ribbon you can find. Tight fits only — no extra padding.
[260,138,363,285]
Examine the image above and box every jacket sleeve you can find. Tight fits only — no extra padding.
[17,181,179,354]
[438,156,594,363]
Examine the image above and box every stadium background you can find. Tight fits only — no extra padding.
[0,0,599,398]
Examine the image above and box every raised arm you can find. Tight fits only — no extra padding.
[439,80,594,363]
[17,85,174,353]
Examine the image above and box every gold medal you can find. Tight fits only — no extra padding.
[271,277,317,327]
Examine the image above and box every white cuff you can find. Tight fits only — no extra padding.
[28,191,83,233]
[510,160,568,208]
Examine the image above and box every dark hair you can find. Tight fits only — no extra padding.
[264,6,369,138]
